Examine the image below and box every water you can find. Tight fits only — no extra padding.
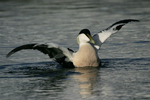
[0,0,150,100]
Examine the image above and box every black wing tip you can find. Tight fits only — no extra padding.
[116,19,140,24]
[6,43,37,58]
[122,19,140,22]
[133,19,140,22]
[6,51,14,58]
[106,19,140,30]
[6,54,10,58]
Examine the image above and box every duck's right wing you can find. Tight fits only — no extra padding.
[93,19,139,50]
[6,43,74,64]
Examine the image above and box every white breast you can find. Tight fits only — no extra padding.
[73,43,100,67]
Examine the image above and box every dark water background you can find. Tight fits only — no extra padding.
[0,0,150,100]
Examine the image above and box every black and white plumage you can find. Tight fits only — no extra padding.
[93,19,139,50]
[6,19,139,68]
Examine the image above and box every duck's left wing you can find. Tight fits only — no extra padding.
[6,43,74,64]
[92,19,139,50]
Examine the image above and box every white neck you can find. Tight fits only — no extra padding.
[79,42,89,47]
[77,34,90,44]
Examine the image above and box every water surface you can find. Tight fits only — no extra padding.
[0,0,150,100]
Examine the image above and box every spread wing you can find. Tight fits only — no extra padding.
[6,43,74,65]
[93,19,139,50]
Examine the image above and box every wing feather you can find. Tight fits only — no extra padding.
[93,19,139,50]
[6,44,37,58]
[6,43,74,64]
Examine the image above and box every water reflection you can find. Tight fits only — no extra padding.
[1,61,100,98]
[73,67,99,98]
[1,58,150,99]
